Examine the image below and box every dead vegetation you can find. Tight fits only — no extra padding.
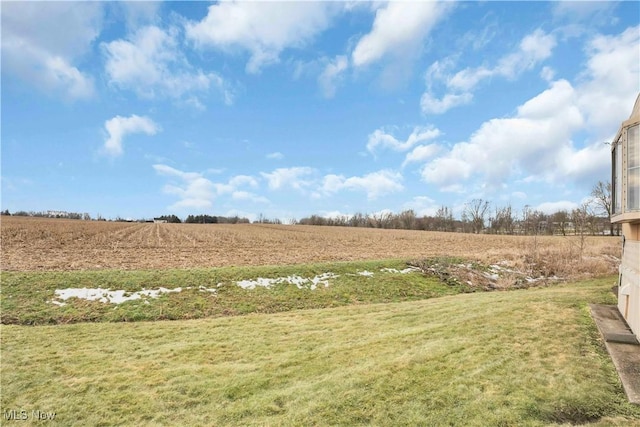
[1,216,621,280]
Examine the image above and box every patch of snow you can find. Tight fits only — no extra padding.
[483,272,500,281]
[236,277,276,290]
[380,267,421,274]
[236,273,339,290]
[357,270,375,277]
[52,286,187,305]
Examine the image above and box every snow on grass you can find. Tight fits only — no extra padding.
[236,273,339,290]
[51,286,216,306]
[357,270,375,277]
[49,268,422,305]
[380,267,421,274]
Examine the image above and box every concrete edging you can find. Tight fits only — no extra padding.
[590,304,640,405]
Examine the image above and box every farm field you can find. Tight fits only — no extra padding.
[0,216,621,273]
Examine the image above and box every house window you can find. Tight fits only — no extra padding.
[628,124,640,211]
[613,137,622,214]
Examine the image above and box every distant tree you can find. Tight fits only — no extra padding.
[434,206,455,232]
[349,212,368,227]
[571,203,595,257]
[156,214,181,223]
[397,209,417,230]
[489,205,514,235]
[463,199,490,234]
[1,209,10,216]
[591,180,615,236]
[550,210,570,236]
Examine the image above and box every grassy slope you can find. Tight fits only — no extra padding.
[1,260,466,325]
[2,276,639,426]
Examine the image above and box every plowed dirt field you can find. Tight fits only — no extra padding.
[1,216,620,272]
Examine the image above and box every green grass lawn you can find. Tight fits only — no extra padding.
[2,273,639,426]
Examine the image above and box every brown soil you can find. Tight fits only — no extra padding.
[0,216,622,275]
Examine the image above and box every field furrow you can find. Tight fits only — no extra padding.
[0,216,621,274]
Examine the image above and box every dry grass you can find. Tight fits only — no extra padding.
[0,217,621,277]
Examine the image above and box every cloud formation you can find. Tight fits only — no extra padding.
[352,2,449,68]
[367,126,441,154]
[186,1,338,73]
[103,115,160,156]
[103,25,232,106]
[320,170,404,200]
[419,78,617,191]
[421,29,557,114]
[261,167,315,191]
[1,1,101,99]
[153,165,268,211]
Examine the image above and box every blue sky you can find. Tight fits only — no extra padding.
[2,1,639,222]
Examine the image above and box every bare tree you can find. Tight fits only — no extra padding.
[550,210,570,236]
[463,199,490,234]
[491,205,515,234]
[591,180,615,236]
[434,205,454,232]
[397,209,417,230]
[571,202,595,258]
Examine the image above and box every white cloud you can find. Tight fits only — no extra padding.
[421,157,474,188]
[576,25,640,135]
[103,26,233,105]
[117,1,161,30]
[352,2,449,68]
[153,165,216,210]
[535,201,578,215]
[232,191,269,204]
[321,170,403,200]
[103,115,160,157]
[266,152,284,160]
[186,1,338,73]
[421,79,588,188]
[367,126,441,153]
[229,175,258,188]
[154,165,264,211]
[402,144,441,167]
[553,1,617,21]
[421,29,557,115]
[417,37,635,192]
[540,66,556,82]
[318,55,348,98]
[447,67,493,92]
[500,29,557,78]
[261,167,316,191]
[403,195,438,217]
[556,142,610,183]
[1,1,101,99]
[420,91,473,114]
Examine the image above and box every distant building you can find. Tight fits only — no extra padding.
[611,93,640,340]
[47,210,69,218]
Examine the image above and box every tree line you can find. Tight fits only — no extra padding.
[297,203,614,236]
[297,181,618,236]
